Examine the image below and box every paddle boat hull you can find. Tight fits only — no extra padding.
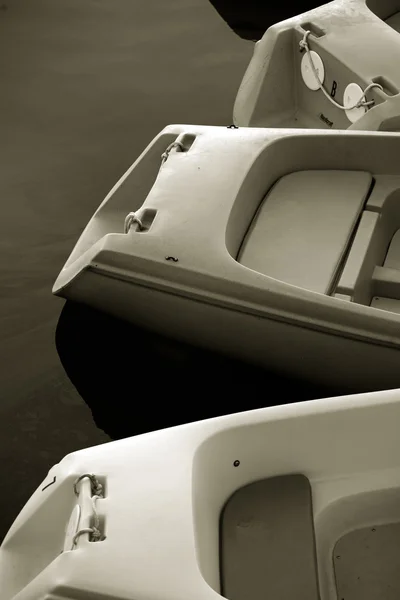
[234,0,400,131]
[2,388,400,599]
[53,125,400,391]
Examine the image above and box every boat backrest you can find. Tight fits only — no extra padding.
[220,474,320,600]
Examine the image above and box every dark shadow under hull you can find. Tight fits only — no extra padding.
[208,1,324,40]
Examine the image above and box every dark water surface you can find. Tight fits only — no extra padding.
[1,0,338,545]
[0,0,254,540]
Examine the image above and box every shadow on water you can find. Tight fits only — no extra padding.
[208,1,325,40]
[56,301,340,441]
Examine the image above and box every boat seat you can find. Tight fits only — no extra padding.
[238,170,372,294]
[366,0,400,31]
[386,12,400,32]
[220,474,319,600]
[333,522,400,599]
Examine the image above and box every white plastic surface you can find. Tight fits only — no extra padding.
[63,504,81,552]
[344,83,367,123]
[2,390,400,600]
[301,50,325,91]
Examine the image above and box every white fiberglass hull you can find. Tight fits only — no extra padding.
[2,389,400,599]
[53,125,400,391]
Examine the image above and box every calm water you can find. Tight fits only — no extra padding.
[0,0,253,539]
[0,0,333,541]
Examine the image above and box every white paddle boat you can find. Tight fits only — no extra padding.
[53,124,400,391]
[2,388,400,599]
[234,0,400,131]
